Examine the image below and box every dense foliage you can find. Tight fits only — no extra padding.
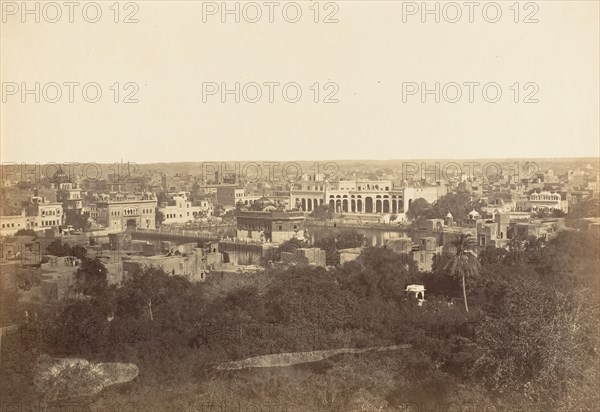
[313,229,366,265]
[567,197,600,218]
[1,230,598,411]
[408,191,482,221]
[274,238,309,261]
[45,240,87,259]
[64,210,91,231]
[13,229,38,237]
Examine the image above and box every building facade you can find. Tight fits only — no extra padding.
[290,176,445,215]
[236,211,306,243]
[56,182,83,212]
[91,193,157,232]
[159,192,212,225]
[528,191,568,212]
[0,196,65,236]
[0,212,31,236]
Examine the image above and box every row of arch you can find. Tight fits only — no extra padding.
[298,198,324,212]
[329,198,405,214]
[294,196,410,214]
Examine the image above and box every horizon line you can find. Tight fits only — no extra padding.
[1,155,599,166]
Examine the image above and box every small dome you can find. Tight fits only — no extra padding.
[255,196,274,206]
[446,212,453,218]
[250,196,276,211]
[468,209,480,217]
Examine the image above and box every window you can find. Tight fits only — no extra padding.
[278,225,282,230]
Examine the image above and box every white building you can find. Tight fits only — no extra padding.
[0,212,31,236]
[34,198,65,230]
[1,196,64,236]
[159,192,212,225]
[56,181,83,211]
[290,175,445,215]
[529,191,568,212]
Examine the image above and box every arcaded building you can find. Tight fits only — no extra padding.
[290,175,445,215]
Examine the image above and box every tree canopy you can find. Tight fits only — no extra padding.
[408,191,480,221]
[314,229,366,265]
[5,227,599,411]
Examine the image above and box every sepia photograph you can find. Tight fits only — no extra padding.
[1,1,599,411]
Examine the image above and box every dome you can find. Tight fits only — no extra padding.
[255,196,274,206]
[250,196,276,211]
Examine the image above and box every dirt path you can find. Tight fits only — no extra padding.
[216,344,410,370]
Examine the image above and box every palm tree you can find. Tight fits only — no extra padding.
[444,234,480,312]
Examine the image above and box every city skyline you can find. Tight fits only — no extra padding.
[1,1,599,410]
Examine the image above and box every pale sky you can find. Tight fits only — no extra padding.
[1,0,599,164]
